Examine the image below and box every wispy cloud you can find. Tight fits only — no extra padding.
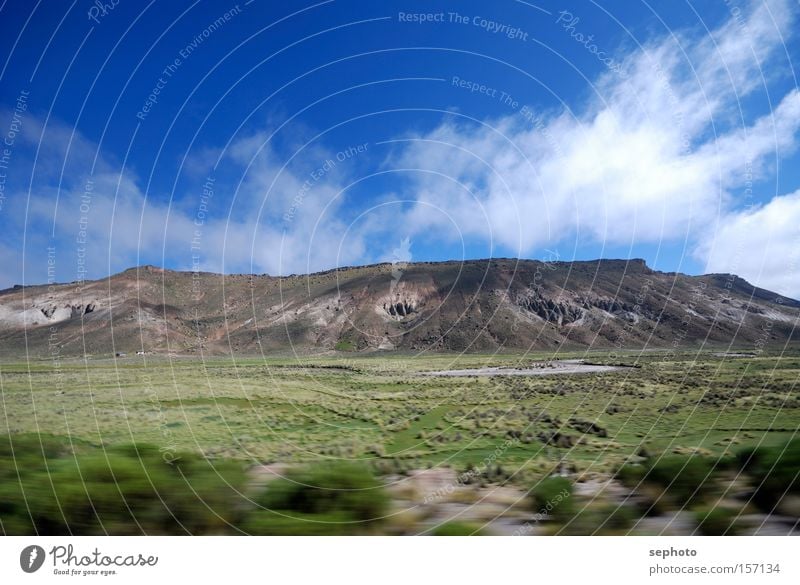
[387,0,800,294]
[3,0,799,298]
[4,116,375,286]
[700,189,800,298]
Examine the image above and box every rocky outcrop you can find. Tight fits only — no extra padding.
[384,299,417,318]
[0,300,100,328]
[42,302,96,319]
[515,289,583,325]
[515,288,650,326]
[378,282,433,321]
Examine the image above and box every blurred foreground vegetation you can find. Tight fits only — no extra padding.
[0,433,391,535]
[1,432,798,535]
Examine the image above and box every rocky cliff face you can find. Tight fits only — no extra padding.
[0,259,797,357]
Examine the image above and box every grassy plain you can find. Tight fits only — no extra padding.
[2,349,798,479]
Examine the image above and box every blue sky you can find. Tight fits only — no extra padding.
[1,0,799,296]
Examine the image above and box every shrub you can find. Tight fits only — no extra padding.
[246,461,389,535]
[615,463,645,487]
[555,504,637,535]
[634,483,672,517]
[0,438,247,535]
[0,433,69,480]
[739,439,800,512]
[334,340,355,351]
[694,505,742,535]
[531,476,573,522]
[599,503,638,531]
[641,455,716,505]
[735,446,761,471]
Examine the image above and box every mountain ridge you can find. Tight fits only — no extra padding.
[1,258,797,357]
[2,257,659,291]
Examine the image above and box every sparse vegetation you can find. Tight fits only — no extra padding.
[738,438,800,512]
[0,435,246,535]
[531,477,573,521]
[1,350,799,534]
[334,339,356,352]
[694,505,743,535]
[639,455,717,505]
[244,461,388,535]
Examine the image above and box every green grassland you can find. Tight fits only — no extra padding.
[2,348,799,535]
[2,349,798,476]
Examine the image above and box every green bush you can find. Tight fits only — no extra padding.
[0,436,393,536]
[0,433,70,479]
[246,461,389,535]
[615,463,645,487]
[556,504,637,535]
[735,445,761,471]
[694,505,742,535]
[599,503,638,531]
[334,340,355,351]
[0,437,247,535]
[531,476,573,522]
[634,483,672,517]
[641,455,716,505]
[739,439,800,512]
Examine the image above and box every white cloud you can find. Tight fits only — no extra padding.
[700,191,800,298]
[387,0,800,293]
[13,118,374,281]
[4,0,799,295]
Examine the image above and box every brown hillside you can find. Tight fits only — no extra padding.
[0,259,797,357]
